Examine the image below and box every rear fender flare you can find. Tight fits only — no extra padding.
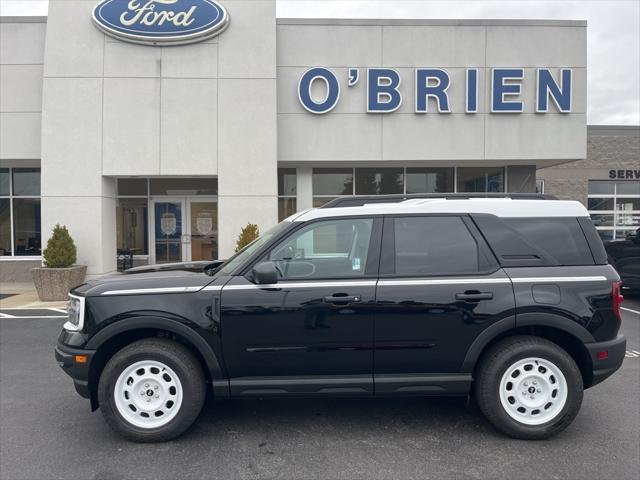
[461,312,594,373]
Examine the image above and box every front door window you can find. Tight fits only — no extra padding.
[269,218,374,279]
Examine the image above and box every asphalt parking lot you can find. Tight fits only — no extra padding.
[1,298,639,480]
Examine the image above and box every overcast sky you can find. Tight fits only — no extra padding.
[2,0,639,125]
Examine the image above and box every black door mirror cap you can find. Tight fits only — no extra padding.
[252,261,279,285]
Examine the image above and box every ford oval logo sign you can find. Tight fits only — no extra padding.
[92,0,229,46]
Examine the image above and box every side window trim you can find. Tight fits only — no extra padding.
[460,216,500,272]
[364,217,383,277]
[379,216,396,276]
[379,214,498,278]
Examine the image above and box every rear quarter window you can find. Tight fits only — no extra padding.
[502,217,594,266]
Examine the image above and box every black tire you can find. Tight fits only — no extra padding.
[97,338,206,442]
[474,335,583,440]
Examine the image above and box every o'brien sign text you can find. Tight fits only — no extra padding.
[92,0,229,46]
[298,67,572,114]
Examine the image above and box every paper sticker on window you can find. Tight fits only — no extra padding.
[352,257,361,270]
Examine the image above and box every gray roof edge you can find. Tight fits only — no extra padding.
[588,125,640,137]
[0,16,47,23]
[276,18,587,27]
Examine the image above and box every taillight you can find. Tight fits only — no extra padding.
[612,281,624,323]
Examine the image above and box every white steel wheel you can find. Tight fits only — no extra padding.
[113,360,184,429]
[498,357,568,426]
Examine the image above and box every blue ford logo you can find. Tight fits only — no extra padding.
[92,0,229,46]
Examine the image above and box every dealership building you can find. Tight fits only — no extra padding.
[1,0,639,282]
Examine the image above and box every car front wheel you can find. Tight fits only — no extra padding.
[474,335,584,439]
[97,338,205,442]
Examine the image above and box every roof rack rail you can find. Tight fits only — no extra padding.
[320,193,557,208]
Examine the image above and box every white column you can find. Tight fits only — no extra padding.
[296,167,313,211]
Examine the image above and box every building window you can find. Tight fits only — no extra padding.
[277,168,297,221]
[457,167,505,192]
[312,168,353,207]
[116,198,149,255]
[149,178,217,196]
[311,166,511,206]
[355,168,404,195]
[0,168,41,257]
[406,168,454,193]
[588,180,640,240]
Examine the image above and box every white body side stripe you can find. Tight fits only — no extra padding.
[101,286,203,296]
[377,278,510,287]
[510,276,608,283]
[100,276,609,295]
[222,281,378,290]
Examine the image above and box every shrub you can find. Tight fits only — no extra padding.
[43,224,77,268]
[235,223,259,252]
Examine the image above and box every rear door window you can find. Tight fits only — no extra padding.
[392,216,480,276]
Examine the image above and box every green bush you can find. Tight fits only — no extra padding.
[235,223,259,252]
[43,224,77,268]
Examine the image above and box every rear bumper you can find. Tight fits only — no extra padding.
[585,334,626,387]
[55,342,95,399]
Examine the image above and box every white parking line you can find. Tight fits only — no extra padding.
[625,350,640,358]
[0,315,67,319]
[50,308,68,314]
[621,307,640,315]
[0,312,16,318]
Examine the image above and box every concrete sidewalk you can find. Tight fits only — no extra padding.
[0,282,67,309]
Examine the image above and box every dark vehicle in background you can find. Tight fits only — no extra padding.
[605,227,640,292]
[55,196,626,442]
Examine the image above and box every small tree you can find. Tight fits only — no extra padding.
[43,224,77,268]
[235,223,259,252]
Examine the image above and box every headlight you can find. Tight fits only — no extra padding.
[64,294,85,332]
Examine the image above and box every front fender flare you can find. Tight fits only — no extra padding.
[86,316,229,398]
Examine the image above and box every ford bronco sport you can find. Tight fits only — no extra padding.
[55,195,626,442]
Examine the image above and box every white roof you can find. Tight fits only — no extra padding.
[291,198,589,222]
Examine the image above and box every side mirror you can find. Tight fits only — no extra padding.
[252,261,279,285]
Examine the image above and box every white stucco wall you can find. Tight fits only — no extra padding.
[0,18,46,162]
[40,0,278,275]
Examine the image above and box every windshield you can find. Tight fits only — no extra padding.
[215,221,292,276]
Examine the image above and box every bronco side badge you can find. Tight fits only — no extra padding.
[92,0,230,46]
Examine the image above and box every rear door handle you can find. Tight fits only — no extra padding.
[324,294,361,304]
[455,292,493,302]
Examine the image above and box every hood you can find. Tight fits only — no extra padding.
[72,265,218,297]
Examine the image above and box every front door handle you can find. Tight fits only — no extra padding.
[324,294,361,304]
[455,292,493,302]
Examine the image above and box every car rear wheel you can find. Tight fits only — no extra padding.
[98,338,205,442]
[474,335,583,439]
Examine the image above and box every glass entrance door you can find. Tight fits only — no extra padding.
[152,199,184,263]
[150,198,218,264]
[188,200,218,261]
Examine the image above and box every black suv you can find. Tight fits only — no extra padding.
[605,227,640,292]
[55,196,626,442]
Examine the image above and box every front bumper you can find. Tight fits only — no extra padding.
[585,334,626,387]
[55,341,95,399]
